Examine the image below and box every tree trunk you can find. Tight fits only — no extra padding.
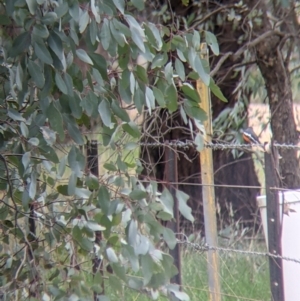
[254,2,300,188]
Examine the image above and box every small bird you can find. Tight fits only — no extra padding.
[242,127,263,148]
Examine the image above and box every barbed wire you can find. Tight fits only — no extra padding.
[177,239,300,265]
[57,140,300,150]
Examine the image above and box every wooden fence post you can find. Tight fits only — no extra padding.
[196,43,221,301]
[86,140,104,299]
[265,144,285,301]
[165,142,182,287]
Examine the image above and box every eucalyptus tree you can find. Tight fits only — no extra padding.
[0,0,223,300]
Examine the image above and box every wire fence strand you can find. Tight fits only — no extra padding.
[177,239,300,265]
[57,140,300,150]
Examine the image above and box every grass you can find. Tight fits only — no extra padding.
[98,239,270,301]
[182,245,270,301]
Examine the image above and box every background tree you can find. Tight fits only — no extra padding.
[141,0,300,232]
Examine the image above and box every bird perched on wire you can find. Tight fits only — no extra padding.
[242,127,264,150]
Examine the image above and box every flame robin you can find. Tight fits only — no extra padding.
[242,127,263,147]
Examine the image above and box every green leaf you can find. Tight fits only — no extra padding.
[112,0,125,14]
[153,87,165,107]
[29,171,37,199]
[141,254,154,285]
[169,287,190,301]
[97,186,110,214]
[108,275,123,294]
[26,0,37,15]
[103,162,118,172]
[79,236,94,252]
[68,146,85,177]
[205,31,219,55]
[133,86,145,113]
[22,152,31,170]
[110,20,126,47]
[129,189,147,200]
[175,58,185,81]
[34,41,53,65]
[0,15,11,25]
[89,53,108,80]
[144,23,162,50]
[86,221,105,231]
[75,187,92,199]
[192,30,201,49]
[68,171,77,195]
[160,188,174,217]
[16,62,23,91]
[20,122,29,138]
[111,100,130,122]
[165,84,178,113]
[163,228,177,250]
[137,236,151,256]
[57,185,69,196]
[81,91,99,116]
[152,53,167,69]
[145,87,155,113]
[33,24,49,39]
[176,190,194,222]
[67,122,84,145]
[165,62,174,85]
[100,19,111,51]
[111,263,127,282]
[76,49,94,65]
[193,55,210,86]
[98,99,112,127]
[9,32,31,57]
[28,137,39,146]
[78,9,89,32]
[8,109,25,122]
[89,19,97,45]
[86,174,99,190]
[0,205,9,220]
[122,121,140,138]
[125,15,145,53]
[91,0,100,23]
[57,155,67,178]
[48,31,63,59]
[116,155,127,171]
[177,48,186,62]
[54,2,69,18]
[42,12,58,25]
[112,18,131,37]
[209,79,228,102]
[28,60,45,88]
[46,102,64,141]
[41,126,56,146]
[181,83,200,102]
[135,65,148,84]
[127,219,138,247]
[55,72,68,94]
[180,105,188,124]
[184,99,207,121]
[106,247,119,263]
[70,93,83,119]
[63,73,74,96]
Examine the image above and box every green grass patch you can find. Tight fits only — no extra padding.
[182,247,270,301]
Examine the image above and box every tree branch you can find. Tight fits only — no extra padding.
[210,30,283,77]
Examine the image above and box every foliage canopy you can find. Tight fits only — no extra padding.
[0,0,224,300]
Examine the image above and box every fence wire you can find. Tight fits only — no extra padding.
[58,140,300,150]
[177,239,300,265]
